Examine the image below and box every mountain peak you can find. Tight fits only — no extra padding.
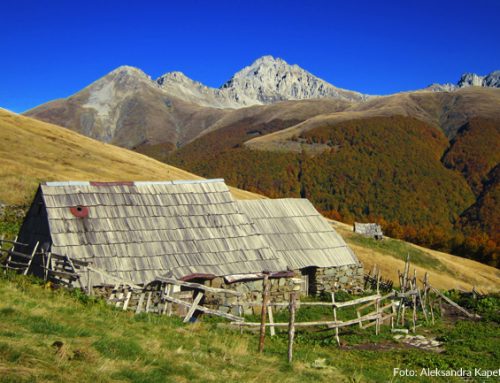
[220,56,366,104]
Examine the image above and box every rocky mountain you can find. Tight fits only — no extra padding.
[156,56,368,108]
[25,66,229,149]
[426,70,500,92]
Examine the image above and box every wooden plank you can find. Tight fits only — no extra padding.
[183,292,204,323]
[233,313,380,328]
[24,242,39,275]
[135,293,146,314]
[63,253,84,290]
[334,294,381,308]
[49,253,88,266]
[145,291,152,312]
[163,295,243,322]
[107,284,120,303]
[363,313,395,329]
[47,269,78,279]
[87,266,141,290]
[2,249,32,260]
[123,291,132,311]
[0,239,28,246]
[162,284,172,316]
[115,291,124,308]
[332,292,340,346]
[288,291,297,363]
[268,305,275,336]
[259,273,270,353]
[156,276,242,296]
[6,260,30,268]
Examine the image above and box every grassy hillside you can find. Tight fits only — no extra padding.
[0,109,261,207]
[1,273,499,383]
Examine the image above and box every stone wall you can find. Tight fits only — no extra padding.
[203,276,295,316]
[295,264,364,296]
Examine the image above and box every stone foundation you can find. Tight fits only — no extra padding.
[295,264,364,296]
[202,276,295,316]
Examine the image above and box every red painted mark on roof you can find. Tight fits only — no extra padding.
[89,181,135,187]
[70,205,89,218]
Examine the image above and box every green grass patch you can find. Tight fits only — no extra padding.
[348,234,451,272]
[93,336,145,360]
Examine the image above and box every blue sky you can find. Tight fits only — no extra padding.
[1,0,499,112]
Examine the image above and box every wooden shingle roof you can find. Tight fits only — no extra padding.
[32,180,286,284]
[237,199,360,270]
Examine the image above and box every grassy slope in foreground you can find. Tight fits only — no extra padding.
[0,109,260,205]
[1,274,499,383]
[0,108,498,292]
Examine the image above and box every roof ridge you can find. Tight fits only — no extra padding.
[43,179,225,187]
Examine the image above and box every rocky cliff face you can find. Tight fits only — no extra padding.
[427,70,500,92]
[156,56,368,108]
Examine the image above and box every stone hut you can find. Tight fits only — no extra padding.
[237,199,364,295]
[15,180,295,309]
[354,222,384,240]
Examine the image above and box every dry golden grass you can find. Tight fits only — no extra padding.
[332,220,500,293]
[0,109,261,205]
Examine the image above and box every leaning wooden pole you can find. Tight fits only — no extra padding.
[288,291,297,363]
[259,272,270,353]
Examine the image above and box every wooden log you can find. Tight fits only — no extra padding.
[49,254,88,267]
[87,266,141,290]
[145,291,153,312]
[108,283,119,304]
[155,276,242,296]
[183,292,204,323]
[0,238,27,246]
[162,284,172,316]
[363,313,396,329]
[288,291,297,363]
[429,286,479,318]
[233,313,380,329]
[268,305,276,336]
[6,260,30,268]
[115,291,124,308]
[331,292,340,346]
[123,291,132,311]
[23,241,39,275]
[135,293,145,314]
[259,273,270,353]
[47,269,78,279]
[163,295,242,321]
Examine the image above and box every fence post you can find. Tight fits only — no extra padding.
[331,292,340,346]
[259,272,270,353]
[288,291,297,363]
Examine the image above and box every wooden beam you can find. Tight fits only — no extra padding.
[233,313,380,328]
[259,273,270,353]
[183,292,204,323]
[155,276,242,296]
[135,293,145,314]
[163,295,243,322]
[429,286,479,318]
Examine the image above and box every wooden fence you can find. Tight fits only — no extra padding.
[1,237,479,363]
